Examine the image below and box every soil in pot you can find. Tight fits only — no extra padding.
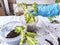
[6,30,20,38]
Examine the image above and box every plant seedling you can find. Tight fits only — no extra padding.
[32,2,38,13]
[14,26,38,45]
[48,16,60,23]
[24,11,35,24]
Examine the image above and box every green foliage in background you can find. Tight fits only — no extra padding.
[48,16,56,22]
[17,2,27,10]
[24,10,35,24]
[32,2,38,13]
[17,2,36,24]
[56,0,60,3]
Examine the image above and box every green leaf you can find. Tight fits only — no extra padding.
[32,2,37,8]
[26,36,37,45]
[32,2,38,13]
[27,36,35,45]
[30,14,35,21]
[26,32,37,37]
[24,11,35,23]
[21,2,27,10]
[14,27,21,33]
[48,16,56,22]
[31,37,38,44]
[20,33,26,45]
[26,39,32,45]
[56,0,60,3]
[17,2,27,10]
[48,17,52,21]
[25,13,31,23]
[14,26,25,34]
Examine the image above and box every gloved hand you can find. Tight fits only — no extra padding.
[29,3,60,17]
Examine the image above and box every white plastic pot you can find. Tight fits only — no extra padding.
[0,21,27,45]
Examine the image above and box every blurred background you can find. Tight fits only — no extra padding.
[0,0,60,16]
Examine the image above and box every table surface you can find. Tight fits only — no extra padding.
[0,16,24,45]
[0,16,60,45]
[0,16,24,27]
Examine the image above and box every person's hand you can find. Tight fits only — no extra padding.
[29,3,60,17]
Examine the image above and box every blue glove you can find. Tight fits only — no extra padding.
[29,3,60,17]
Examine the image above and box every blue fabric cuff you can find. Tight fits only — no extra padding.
[36,3,60,17]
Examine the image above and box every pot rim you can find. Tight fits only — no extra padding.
[0,21,27,42]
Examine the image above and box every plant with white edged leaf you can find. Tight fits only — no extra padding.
[14,26,38,45]
[17,2,37,24]
[24,9,35,24]
[17,2,27,10]
[32,2,38,13]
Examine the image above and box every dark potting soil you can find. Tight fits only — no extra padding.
[6,30,20,38]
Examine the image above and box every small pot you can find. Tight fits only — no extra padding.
[0,21,27,45]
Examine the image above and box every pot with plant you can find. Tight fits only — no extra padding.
[14,21,38,45]
[0,21,38,45]
[0,21,27,45]
[15,26,38,45]
[0,2,39,45]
